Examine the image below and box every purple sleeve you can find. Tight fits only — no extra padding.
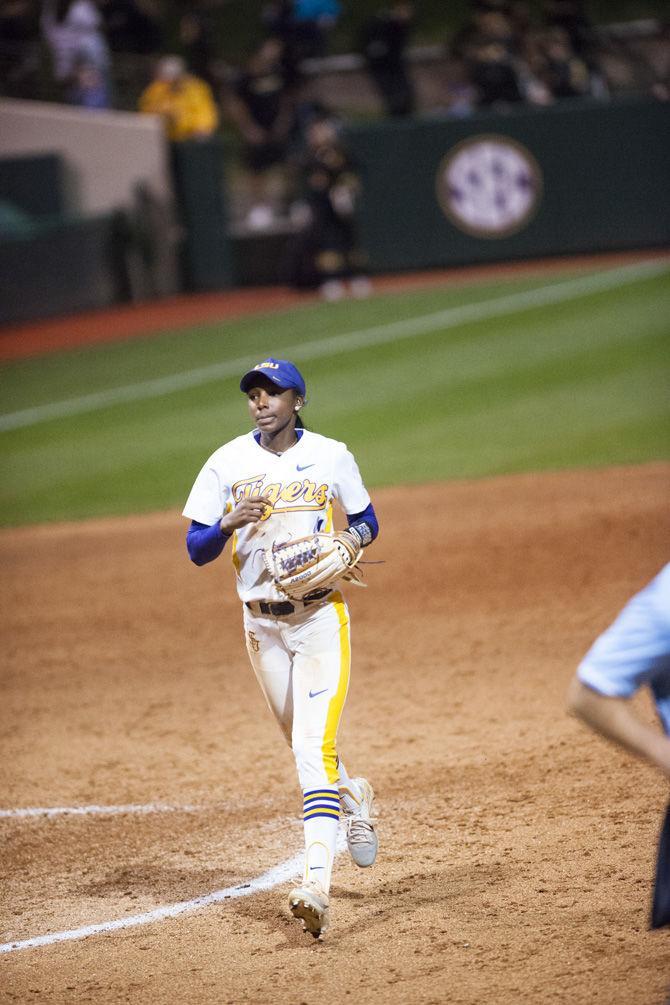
[346,501,379,545]
[186,520,231,566]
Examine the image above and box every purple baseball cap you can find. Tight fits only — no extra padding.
[240,358,306,396]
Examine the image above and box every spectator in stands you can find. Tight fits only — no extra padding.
[286,114,370,300]
[285,76,331,157]
[291,0,341,59]
[508,0,533,43]
[263,0,294,40]
[225,37,296,228]
[178,4,219,89]
[68,56,111,108]
[542,0,596,61]
[0,0,41,98]
[536,25,592,99]
[647,24,670,102]
[261,3,306,86]
[461,9,525,107]
[360,2,415,117]
[41,0,110,97]
[98,0,162,55]
[453,4,556,107]
[542,0,611,99]
[138,55,219,141]
[441,56,478,117]
[263,0,341,64]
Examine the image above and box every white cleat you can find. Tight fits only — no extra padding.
[288,879,330,938]
[349,276,372,299]
[319,279,346,302]
[344,777,378,868]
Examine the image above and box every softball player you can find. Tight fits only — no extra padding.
[567,562,670,927]
[182,357,379,938]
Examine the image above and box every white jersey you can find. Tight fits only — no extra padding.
[577,563,670,733]
[183,429,371,603]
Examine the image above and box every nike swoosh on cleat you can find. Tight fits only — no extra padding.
[309,688,328,698]
[297,464,316,471]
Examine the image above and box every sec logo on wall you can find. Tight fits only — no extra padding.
[436,135,543,239]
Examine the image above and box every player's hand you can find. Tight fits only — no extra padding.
[221,495,273,533]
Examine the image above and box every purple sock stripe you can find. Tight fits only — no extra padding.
[303,793,340,806]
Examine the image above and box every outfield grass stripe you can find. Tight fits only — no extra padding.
[1,259,666,433]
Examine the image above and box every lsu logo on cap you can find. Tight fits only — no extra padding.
[240,357,305,396]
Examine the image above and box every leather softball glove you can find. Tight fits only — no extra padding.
[263,531,365,600]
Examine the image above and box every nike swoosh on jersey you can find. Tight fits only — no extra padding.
[297,463,316,471]
[308,688,328,698]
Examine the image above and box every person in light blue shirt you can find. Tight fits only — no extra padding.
[293,0,341,23]
[568,562,670,928]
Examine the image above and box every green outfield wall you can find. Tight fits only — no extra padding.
[171,140,232,292]
[345,97,670,272]
[2,98,668,324]
[0,212,132,324]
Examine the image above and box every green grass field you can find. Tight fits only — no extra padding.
[1,262,669,527]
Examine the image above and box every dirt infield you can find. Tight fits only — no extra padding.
[2,249,669,362]
[2,462,669,1003]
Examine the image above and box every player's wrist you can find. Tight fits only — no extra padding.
[345,522,373,548]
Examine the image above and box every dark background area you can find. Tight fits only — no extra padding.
[161,1,670,62]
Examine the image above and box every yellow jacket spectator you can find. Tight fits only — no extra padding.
[139,56,218,142]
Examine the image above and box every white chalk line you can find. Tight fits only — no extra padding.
[0,831,348,955]
[0,799,294,822]
[1,259,667,433]
[0,802,200,820]
[0,851,303,955]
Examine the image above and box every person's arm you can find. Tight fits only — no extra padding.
[346,501,379,547]
[186,520,230,566]
[138,81,164,115]
[223,88,267,144]
[567,677,670,778]
[187,495,273,565]
[270,85,295,141]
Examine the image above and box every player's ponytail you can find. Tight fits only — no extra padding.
[295,413,307,430]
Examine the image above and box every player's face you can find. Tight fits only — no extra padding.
[247,379,300,437]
